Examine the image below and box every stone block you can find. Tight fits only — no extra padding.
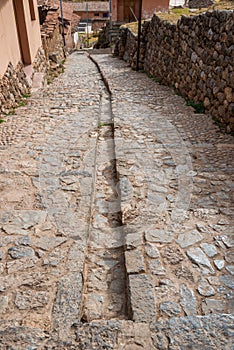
[145,229,174,243]
[187,247,214,273]
[53,272,82,338]
[15,291,49,310]
[180,284,197,316]
[125,249,145,274]
[128,274,156,322]
[125,233,143,250]
[177,229,203,248]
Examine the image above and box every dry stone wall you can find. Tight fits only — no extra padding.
[188,0,214,8]
[0,62,30,114]
[33,47,48,73]
[115,10,234,132]
[0,47,47,114]
[41,23,66,80]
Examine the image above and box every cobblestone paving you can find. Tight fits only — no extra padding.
[93,53,234,321]
[0,52,233,348]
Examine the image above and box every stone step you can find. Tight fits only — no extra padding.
[32,72,46,92]
[23,64,34,86]
[0,314,233,348]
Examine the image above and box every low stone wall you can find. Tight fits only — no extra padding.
[0,47,47,114]
[0,62,30,114]
[115,10,234,132]
[33,47,48,73]
[189,0,214,8]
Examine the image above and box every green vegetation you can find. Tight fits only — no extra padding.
[124,21,145,34]
[185,99,205,114]
[174,89,182,97]
[0,119,5,123]
[22,93,30,98]
[147,73,161,84]
[18,101,27,107]
[213,116,223,128]
[98,121,114,127]
[172,8,190,16]
[126,1,234,27]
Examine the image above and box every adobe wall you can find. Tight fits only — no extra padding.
[114,10,234,132]
[0,0,21,76]
[0,0,47,114]
[0,14,65,114]
[23,0,42,62]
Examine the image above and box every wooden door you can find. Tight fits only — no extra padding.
[12,0,31,65]
[124,0,138,22]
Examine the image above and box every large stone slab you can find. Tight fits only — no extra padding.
[128,274,156,322]
[187,247,214,272]
[180,284,197,316]
[177,229,203,248]
[145,229,174,243]
[125,249,145,273]
[53,272,82,340]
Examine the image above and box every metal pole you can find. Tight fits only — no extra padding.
[60,0,66,46]
[109,0,112,44]
[136,0,142,71]
[86,0,89,47]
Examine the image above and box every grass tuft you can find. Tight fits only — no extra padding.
[186,99,205,114]
[98,121,114,127]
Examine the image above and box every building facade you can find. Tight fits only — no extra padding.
[0,0,43,76]
[73,1,110,32]
[0,0,46,113]
[112,0,169,23]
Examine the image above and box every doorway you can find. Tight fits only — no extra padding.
[124,0,137,22]
[12,0,31,65]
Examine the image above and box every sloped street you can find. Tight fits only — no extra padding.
[0,52,233,349]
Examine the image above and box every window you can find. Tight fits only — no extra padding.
[29,0,36,20]
[94,13,99,16]
[103,12,108,18]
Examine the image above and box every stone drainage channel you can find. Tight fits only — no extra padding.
[80,56,129,322]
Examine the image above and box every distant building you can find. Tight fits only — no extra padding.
[112,0,170,23]
[72,1,110,32]
[169,0,185,6]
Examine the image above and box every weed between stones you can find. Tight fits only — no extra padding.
[185,99,205,114]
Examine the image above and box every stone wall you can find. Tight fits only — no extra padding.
[0,23,65,115]
[41,22,66,79]
[188,0,214,9]
[115,10,234,132]
[0,47,47,114]
[33,47,48,73]
[0,62,30,114]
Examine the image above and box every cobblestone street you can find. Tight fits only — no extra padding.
[0,52,233,349]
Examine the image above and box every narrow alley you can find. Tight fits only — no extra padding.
[0,52,233,349]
